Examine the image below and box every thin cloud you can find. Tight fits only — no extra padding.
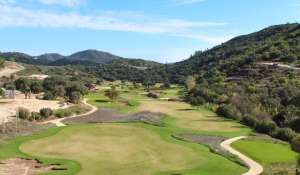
[0,0,14,5]
[177,33,232,44]
[38,0,85,7]
[0,3,227,44]
[170,0,205,6]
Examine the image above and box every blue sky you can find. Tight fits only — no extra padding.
[0,0,299,63]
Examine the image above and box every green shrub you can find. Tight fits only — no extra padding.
[275,128,296,142]
[216,104,242,120]
[292,135,300,153]
[69,91,81,104]
[241,115,258,128]
[54,109,72,118]
[40,108,53,118]
[147,92,159,99]
[17,107,30,120]
[127,100,139,107]
[43,91,55,100]
[255,120,277,134]
[30,81,43,94]
[31,112,42,121]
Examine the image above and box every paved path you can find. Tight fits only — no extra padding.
[220,136,263,175]
[43,99,97,127]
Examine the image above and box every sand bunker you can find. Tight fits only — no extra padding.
[0,158,59,175]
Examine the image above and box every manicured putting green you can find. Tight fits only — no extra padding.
[232,138,298,165]
[21,124,246,175]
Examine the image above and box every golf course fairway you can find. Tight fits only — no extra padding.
[20,124,247,175]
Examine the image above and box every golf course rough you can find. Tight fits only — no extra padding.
[20,124,247,175]
[232,138,298,165]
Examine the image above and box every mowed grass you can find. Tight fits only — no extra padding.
[86,91,140,113]
[136,100,251,137]
[20,124,247,175]
[0,127,81,175]
[232,138,298,165]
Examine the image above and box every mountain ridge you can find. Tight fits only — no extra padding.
[0,49,131,65]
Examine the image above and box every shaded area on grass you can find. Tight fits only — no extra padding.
[173,133,247,168]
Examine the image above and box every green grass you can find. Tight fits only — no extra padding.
[232,138,298,165]
[86,91,140,113]
[0,127,81,175]
[0,85,298,175]
[20,123,247,175]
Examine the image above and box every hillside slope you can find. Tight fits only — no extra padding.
[174,23,300,143]
[170,23,300,82]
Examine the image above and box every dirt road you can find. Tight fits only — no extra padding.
[43,99,98,127]
[221,136,263,175]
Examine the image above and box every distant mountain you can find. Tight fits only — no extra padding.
[67,50,121,64]
[0,52,37,64]
[0,49,123,65]
[0,49,160,68]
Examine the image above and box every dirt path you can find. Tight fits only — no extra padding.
[221,136,263,175]
[258,62,300,70]
[43,99,97,127]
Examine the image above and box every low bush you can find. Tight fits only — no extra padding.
[40,108,53,118]
[292,135,300,152]
[271,128,296,142]
[31,112,42,121]
[216,104,242,120]
[43,91,55,100]
[255,120,277,134]
[17,107,30,120]
[54,109,73,118]
[54,104,90,118]
[147,92,159,99]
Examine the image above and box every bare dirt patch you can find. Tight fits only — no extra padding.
[63,109,164,126]
[0,62,24,78]
[0,93,70,124]
[0,158,59,175]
